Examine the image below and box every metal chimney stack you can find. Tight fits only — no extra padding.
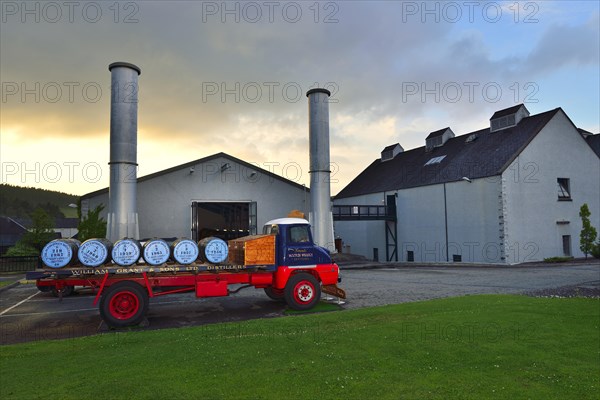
[306,88,335,252]
[107,62,141,242]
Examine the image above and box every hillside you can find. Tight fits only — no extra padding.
[0,184,79,219]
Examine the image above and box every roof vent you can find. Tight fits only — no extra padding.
[490,104,529,132]
[381,143,404,161]
[426,127,454,151]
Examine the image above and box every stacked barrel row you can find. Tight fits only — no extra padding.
[40,237,229,269]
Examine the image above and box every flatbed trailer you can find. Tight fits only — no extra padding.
[30,218,346,327]
[28,255,345,328]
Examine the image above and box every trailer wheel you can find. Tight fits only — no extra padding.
[37,285,52,293]
[284,273,321,311]
[51,285,74,297]
[264,287,285,302]
[100,282,149,328]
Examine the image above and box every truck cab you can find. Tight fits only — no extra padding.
[262,218,332,267]
[260,218,344,309]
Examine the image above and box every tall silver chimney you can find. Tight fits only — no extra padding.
[306,88,335,251]
[107,62,141,242]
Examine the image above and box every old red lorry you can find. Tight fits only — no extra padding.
[27,217,345,328]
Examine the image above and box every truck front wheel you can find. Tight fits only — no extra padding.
[100,281,149,328]
[284,273,321,311]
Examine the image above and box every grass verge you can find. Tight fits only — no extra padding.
[283,301,341,315]
[1,295,598,399]
[0,280,17,289]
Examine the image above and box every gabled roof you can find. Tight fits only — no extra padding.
[0,216,28,234]
[335,108,561,199]
[426,127,451,139]
[382,144,400,152]
[490,104,525,119]
[55,218,79,229]
[586,134,600,157]
[578,128,594,137]
[11,217,32,229]
[81,152,308,200]
[7,216,77,229]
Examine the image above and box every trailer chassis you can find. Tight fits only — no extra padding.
[29,263,345,328]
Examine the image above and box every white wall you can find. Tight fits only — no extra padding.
[502,111,600,263]
[333,111,599,264]
[334,178,502,263]
[397,179,501,263]
[82,156,310,239]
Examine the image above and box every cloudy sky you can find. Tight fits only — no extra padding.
[1,0,598,196]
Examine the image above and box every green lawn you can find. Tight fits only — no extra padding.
[0,280,17,288]
[1,295,598,399]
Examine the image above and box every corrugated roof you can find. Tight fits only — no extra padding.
[335,108,561,199]
[81,152,309,200]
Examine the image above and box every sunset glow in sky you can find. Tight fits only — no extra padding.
[1,1,598,196]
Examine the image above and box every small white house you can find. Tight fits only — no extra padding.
[334,105,600,264]
[81,153,310,241]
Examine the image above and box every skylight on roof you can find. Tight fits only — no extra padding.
[424,155,446,166]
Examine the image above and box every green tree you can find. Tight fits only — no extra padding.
[579,203,598,259]
[5,242,38,256]
[19,208,56,252]
[592,240,600,259]
[78,204,107,242]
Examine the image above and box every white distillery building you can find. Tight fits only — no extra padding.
[81,153,310,241]
[333,105,600,264]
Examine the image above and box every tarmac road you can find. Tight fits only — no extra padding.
[1,262,598,345]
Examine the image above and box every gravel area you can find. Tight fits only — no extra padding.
[525,281,600,299]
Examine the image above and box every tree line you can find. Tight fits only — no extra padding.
[0,184,78,219]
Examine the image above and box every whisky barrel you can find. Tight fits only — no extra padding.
[41,239,81,269]
[171,238,199,265]
[142,238,171,266]
[198,237,229,264]
[78,238,113,267]
[111,238,142,266]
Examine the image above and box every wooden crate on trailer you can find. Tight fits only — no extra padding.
[228,235,276,266]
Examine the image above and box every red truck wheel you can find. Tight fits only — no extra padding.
[264,287,285,302]
[99,282,149,328]
[284,273,321,311]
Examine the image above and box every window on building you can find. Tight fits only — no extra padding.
[424,155,447,166]
[381,150,393,160]
[562,235,571,256]
[407,250,414,262]
[557,178,571,200]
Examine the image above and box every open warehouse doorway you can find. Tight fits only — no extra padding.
[191,201,257,241]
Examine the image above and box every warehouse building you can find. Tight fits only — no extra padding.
[333,105,600,264]
[81,153,309,241]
